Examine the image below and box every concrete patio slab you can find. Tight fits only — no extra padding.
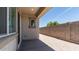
[18,39,54,51]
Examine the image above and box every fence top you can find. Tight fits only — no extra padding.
[40,21,79,29]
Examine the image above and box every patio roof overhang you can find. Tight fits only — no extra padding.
[17,7,52,19]
[36,7,52,19]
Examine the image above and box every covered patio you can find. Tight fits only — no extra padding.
[0,7,51,51]
[0,7,79,51]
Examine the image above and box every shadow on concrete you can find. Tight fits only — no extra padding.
[18,39,55,51]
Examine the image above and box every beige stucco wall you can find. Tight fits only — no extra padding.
[21,15,39,40]
[0,34,18,51]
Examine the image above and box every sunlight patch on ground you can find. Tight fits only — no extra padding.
[39,34,79,51]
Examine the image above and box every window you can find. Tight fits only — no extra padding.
[9,8,16,33]
[0,7,7,35]
[29,17,36,28]
[0,7,16,37]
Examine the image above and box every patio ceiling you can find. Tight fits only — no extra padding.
[17,7,51,18]
[17,7,40,16]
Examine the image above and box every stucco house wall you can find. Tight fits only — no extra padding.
[0,34,18,51]
[21,15,39,40]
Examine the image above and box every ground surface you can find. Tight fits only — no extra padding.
[19,34,79,51]
[39,34,79,51]
[19,38,54,51]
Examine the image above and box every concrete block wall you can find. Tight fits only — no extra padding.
[40,21,79,44]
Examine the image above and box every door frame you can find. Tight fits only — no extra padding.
[17,12,22,49]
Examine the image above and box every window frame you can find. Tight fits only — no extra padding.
[0,7,17,38]
[29,17,36,28]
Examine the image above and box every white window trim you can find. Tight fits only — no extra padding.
[7,7,9,35]
[15,7,17,34]
[0,32,16,38]
[0,7,17,38]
